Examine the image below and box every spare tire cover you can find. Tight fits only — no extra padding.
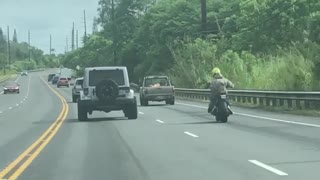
[95,79,119,101]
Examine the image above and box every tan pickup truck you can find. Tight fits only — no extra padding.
[139,76,175,106]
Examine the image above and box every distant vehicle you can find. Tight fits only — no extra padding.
[3,81,20,94]
[77,66,137,121]
[51,76,59,84]
[48,74,55,82]
[57,77,69,88]
[58,68,72,81]
[139,75,175,106]
[72,77,83,102]
[21,71,28,76]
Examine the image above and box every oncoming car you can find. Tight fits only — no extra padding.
[3,81,20,94]
[57,77,69,88]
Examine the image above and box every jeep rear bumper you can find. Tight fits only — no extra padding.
[79,97,135,112]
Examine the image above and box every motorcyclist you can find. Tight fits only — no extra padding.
[207,67,234,115]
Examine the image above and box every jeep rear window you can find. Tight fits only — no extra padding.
[145,78,169,87]
[89,70,125,86]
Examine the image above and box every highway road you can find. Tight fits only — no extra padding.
[0,70,320,180]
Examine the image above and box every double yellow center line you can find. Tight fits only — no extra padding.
[0,77,69,180]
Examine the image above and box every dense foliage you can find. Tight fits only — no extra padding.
[62,0,320,90]
[0,28,58,74]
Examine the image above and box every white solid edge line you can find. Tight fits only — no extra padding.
[184,131,199,138]
[176,102,320,128]
[156,119,164,124]
[8,107,12,110]
[0,111,2,113]
[14,75,21,82]
[139,112,144,114]
[0,91,3,94]
[249,160,288,176]
[16,104,19,106]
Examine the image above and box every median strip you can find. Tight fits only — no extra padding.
[0,76,69,180]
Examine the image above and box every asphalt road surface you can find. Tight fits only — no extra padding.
[0,70,320,180]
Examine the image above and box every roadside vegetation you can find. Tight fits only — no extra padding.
[0,28,59,75]
[62,0,320,91]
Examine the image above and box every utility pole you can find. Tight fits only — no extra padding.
[50,34,52,55]
[111,0,116,64]
[201,0,207,36]
[72,22,75,51]
[83,10,87,44]
[76,30,79,49]
[28,30,31,61]
[6,26,10,73]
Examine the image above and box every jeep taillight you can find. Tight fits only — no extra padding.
[84,88,89,95]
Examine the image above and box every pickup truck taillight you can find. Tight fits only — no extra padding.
[84,88,89,96]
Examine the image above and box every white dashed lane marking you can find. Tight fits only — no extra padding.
[184,131,199,138]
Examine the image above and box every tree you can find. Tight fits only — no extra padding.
[0,28,6,53]
[13,29,18,43]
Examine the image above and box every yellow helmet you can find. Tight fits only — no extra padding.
[211,67,221,75]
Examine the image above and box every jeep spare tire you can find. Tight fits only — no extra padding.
[95,79,119,102]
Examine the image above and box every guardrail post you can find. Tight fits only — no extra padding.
[287,99,292,108]
[242,96,246,103]
[247,97,252,103]
[272,98,277,107]
[266,98,271,106]
[237,96,241,103]
[259,98,263,106]
[279,99,284,106]
[296,100,301,109]
[253,97,257,105]
[305,100,310,109]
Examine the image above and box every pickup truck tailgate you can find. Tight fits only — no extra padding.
[144,86,174,96]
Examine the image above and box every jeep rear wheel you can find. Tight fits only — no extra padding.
[125,97,138,119]
[77,101,88,121]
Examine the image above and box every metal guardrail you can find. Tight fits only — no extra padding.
[175,88,320,110]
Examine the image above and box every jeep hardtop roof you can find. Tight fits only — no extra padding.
[85,66,127,71]
[144,75,168,79]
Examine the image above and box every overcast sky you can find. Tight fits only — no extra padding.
[0,0,100,54]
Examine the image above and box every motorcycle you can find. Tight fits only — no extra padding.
[211,94,231,123]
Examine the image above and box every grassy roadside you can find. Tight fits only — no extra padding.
[0,70,18,82]
[176,96,320,117]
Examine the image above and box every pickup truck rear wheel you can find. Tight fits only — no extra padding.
[140,97,148,106]
[125,97,138,119]
[166,97,175,105]
[72,95,77,103]
[77,101,88,121]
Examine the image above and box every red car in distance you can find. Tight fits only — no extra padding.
[3,81,20,94]
[57,77,69,88]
